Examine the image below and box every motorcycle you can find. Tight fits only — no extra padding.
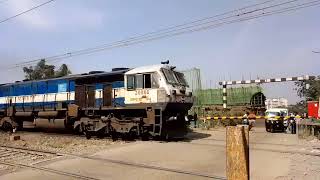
[242,118,253,130]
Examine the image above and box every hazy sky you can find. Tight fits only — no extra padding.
[0,0,319,104]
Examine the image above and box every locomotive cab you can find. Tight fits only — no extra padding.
[124,64,193,105]
[124,64,194,139]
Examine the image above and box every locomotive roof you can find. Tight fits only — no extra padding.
[0,68,130,87]
[125,64,172,75]
[0,64,175,87]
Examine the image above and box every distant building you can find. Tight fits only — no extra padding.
[265,98,288,109]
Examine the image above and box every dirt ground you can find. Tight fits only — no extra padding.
[0,127,319,180]
[0,131,126,155]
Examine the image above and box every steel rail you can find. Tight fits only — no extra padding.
[0,145,226,179]
[0,161,101,180]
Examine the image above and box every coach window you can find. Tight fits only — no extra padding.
[144,74,151,88]
[127,75,135,90]
[136,74,143,89]
[151,73,159,88]
[128,73,155,89]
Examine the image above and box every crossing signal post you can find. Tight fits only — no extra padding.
[219,75,316,109]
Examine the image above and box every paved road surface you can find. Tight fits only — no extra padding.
[1,127,319,180]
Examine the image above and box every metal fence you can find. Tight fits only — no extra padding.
[196,86,263,106]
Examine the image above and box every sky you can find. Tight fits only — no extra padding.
[0,0,319,104]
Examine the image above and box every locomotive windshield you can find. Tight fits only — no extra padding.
[162,68,188,87]
[162,68,177,84]
[174,71,188,87]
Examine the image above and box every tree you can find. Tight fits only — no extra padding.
[23,59,72,80]
[55,64,72,78]
[294,76,320,101]
[288,101,307,114]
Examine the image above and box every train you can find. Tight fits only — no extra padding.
[0,63,193,140]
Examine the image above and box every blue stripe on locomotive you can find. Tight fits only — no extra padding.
[0,80,124,97]
[0,79,125,109]
[0,79,71,97]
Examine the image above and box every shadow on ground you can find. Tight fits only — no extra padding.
[181,129,212,142]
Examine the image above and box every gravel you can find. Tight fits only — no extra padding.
[0,131,127,155]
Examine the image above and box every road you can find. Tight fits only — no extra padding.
[0,126,320,180]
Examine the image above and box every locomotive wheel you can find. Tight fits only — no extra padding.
[126,128,137,141]
[81,124,92,139]
[96,127,106,139]
[140,133,149,141]
[111,132,118,141]
[84,131,91,139]
[73,125,83,135]
[97,133,105,139]
[121,133,127,141]
[163,133,171,142]
[2,122,13,132]
[152,135,161,141]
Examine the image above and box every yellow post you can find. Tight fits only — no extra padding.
[226,125,250,180]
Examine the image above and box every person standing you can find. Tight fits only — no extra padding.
[289,113,296,134]
[193,113,198,128]
[291,113,297,134]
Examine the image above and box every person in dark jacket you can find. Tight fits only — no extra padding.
[193,113,198,128]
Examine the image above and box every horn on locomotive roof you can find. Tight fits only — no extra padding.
[161,60,169,64]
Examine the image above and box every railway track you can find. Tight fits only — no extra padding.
[0,146,100,180]
[0,161,101,180]
[3,142,318,180]
[0,146,61,167]
[2,137,319,180]
[15,129,315,148]
[6,130,320,155]
[2,130,319,179]
[0,145,226,180]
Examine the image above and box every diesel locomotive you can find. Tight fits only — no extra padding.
[0,63,193,140]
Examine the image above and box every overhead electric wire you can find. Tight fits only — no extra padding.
[11,0,281,67]
[10,0,320,67]
[50,0,301,57]
[6,0,320,69]
[0,0,55,24]
[9,0,304,67]
[53,0,320,59]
